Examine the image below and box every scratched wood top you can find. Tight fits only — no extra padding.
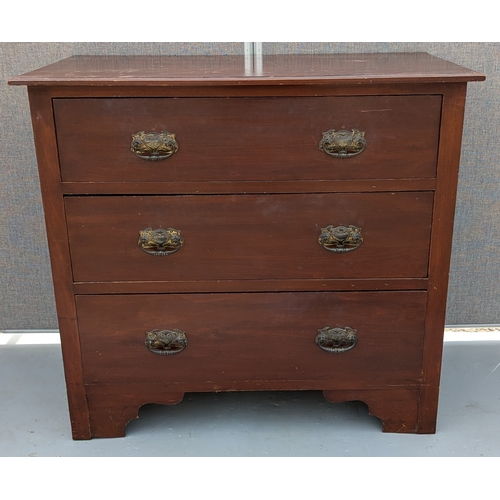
[9,52,485,86]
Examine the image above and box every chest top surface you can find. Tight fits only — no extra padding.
[9,52,485,87]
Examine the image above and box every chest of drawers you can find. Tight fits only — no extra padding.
[10,53,485,439]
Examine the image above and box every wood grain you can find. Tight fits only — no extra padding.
[76,291,427,387]
[60,178,437,195]
[71,278,428,294]
[11,53,484,438]
[418,83,470,433]
[27,88,91,440]
[54,96,441,182]
[65,192,434,283]
[9,53,485,86]
[323,388,420,433]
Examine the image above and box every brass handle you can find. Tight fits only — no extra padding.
[131,130,178,161]
[319,129,366,158]
[145,329,188,356]
[138,227,184,256]
[318,225,363,253]
[316,326,358,353]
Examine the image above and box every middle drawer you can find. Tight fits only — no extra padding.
[65,192,433,283]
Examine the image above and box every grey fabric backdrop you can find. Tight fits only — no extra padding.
[1,42,498,329]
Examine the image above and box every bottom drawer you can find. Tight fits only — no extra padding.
[76,292,427,389]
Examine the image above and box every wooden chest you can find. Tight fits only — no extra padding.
[9,53,485,439]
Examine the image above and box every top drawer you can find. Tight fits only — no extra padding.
[53,96,441,183]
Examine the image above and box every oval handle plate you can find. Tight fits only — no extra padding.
[138,227,184,256]
[145,329,188,356]
[319,128,367,159]
[316,326,358,353]
[318,225,363,253]
[131,130,178,161]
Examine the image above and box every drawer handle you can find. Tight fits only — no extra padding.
[145,329,188,356]
[316,326,358,353]
[138,227,184,256]
[318,225,363,253]
[319,129,367,158]
[131,130,178,161]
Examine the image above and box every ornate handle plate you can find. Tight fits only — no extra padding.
[138,227,184,256]
[318,225,363,253]
[145,329,188,356]
[319,129,367,158]
[131,130,178,161]
[316,326,358,353]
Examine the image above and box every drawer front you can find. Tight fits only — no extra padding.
[54,96,441,182]
[77,292,426,387]
[65,192,434,282]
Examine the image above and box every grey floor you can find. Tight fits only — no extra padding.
[1,329,500,457]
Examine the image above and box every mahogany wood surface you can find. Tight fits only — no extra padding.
[65,192,434,283]
[417,83,470,433]
[9,53,485,86]
[85,387,421,438]
[76,292,427,387]
[27,88,92,439]
[60,178,437,195]
[54,95,441,182]
[323,389,420,433]
[10,54,485,438]
[72,278,428,295]
[35,82,474,98]
[85,388,184,439]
